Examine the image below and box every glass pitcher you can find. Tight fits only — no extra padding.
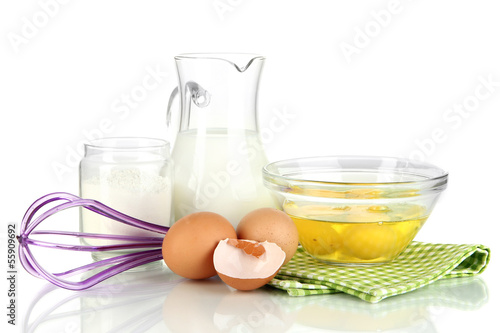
[167,53,277,227]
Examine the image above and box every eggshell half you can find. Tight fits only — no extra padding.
[213,239,286,291]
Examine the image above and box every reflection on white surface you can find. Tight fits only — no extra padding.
[162,280,295,332]
[23,265,180,333]
[273,277,488,332]
[22,267,488,333]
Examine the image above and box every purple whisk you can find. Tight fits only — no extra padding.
[17,192,170,290]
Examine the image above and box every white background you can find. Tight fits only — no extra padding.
[1,1,499,332]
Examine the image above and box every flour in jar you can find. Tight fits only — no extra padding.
[80,167,172,246]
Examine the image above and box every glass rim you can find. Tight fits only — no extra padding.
[263,155,448,187]
[175,52,265,61]
[84,137,169,151]
[174,53,265,72]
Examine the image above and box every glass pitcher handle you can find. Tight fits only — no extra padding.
[166,86,180,150]
[166,82,211,148]
[187,81,211,107]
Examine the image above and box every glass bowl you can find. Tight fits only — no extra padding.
[263,156,448,265]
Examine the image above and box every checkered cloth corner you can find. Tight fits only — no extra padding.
[268,241,490,303]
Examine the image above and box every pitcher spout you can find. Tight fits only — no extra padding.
[175,53,264,72]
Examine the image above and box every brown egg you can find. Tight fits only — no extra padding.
[162,212,236,279]
[237,208,299,264]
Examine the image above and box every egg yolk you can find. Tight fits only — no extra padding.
[285,201,428,263]
[343,224,399,260]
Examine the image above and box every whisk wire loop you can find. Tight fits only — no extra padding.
[17,192,169,290]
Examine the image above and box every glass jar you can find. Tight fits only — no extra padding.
[79,137,173,261]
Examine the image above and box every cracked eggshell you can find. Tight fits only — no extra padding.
[214,239,286,291]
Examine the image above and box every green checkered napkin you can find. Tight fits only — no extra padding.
[268,242,490,303]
